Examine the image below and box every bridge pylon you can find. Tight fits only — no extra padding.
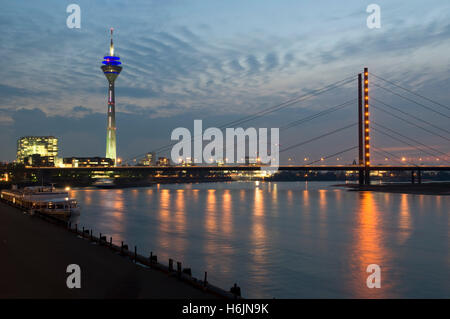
[358,73,364,186]
[363,67,371,185]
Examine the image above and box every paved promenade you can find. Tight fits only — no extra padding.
[0,201,217,298]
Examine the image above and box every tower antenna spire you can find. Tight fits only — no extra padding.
[110,27,114,56]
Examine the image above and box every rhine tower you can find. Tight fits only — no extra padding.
[101,28,122,165]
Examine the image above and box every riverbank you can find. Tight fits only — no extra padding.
[0,201,224,298]
[337,182,450,195]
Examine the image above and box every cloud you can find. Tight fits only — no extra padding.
[0,1,449,161]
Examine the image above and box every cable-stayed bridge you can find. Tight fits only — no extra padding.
[9,68,450,186]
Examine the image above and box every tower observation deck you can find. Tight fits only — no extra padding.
[101,28,122,165]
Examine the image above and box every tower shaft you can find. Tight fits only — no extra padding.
[106,81,117,162]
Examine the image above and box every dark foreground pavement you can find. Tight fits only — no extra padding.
[0,201,218,298]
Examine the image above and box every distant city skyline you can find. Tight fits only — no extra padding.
[0,0,449,163]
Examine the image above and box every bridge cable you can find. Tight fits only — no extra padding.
[213,99,357,162]
[371,146,418,166]
[306,145,358,165]
[280,99,356,131]
[371,97,450,137]
[371,103,450,142]
[372,121,450,160]
[371,73,450,112]
[280,123,357,153]
[372,82,450,119]
[123,76,356,163]
[371,125,450,164]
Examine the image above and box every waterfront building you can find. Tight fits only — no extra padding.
[16,136,58,166]
[63,157,114,168]
[139,152,155,166]
[156,157,170,166]
[101,28,122,165]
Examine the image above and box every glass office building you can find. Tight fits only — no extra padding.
[16,136,58,166]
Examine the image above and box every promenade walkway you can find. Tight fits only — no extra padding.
[0,202,217,298]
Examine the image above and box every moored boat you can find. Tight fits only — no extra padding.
[0,186,80,217]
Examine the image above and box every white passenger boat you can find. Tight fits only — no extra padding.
[92,178,116,188]
[0,186,80,217]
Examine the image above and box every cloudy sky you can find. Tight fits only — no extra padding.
[0,0,449,164]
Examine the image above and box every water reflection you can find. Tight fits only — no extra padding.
[71,182,450,298]
[398,194,412,244]
[350,191,389,298]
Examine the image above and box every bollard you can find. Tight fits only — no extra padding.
[204,271,208,286]
[183,268,192,277]
[169,258,174,272]
[150,252,157,264]
[177,262,182,277]
[230,283,241,298]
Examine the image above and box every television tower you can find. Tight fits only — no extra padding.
[101,28,122,165]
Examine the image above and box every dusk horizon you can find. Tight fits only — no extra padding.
[1,0,449,164]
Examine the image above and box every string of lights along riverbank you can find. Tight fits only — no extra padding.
[101,28,122,165]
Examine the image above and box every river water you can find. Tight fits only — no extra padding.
[69,181,449,298]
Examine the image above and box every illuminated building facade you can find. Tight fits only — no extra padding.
[101,28,122,165]
[63,157,114,168]
[156,157,170,166]
[16,136,58,166]
[139,152,155,166]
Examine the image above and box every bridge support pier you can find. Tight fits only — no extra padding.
[358,169,364,186]
[364,168,370,185]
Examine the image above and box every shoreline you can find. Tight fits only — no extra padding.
[335,182,450,195]
[0,200,236,299]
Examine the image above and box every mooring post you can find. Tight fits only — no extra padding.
[177,262,182,277]
[230,283,241,298]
